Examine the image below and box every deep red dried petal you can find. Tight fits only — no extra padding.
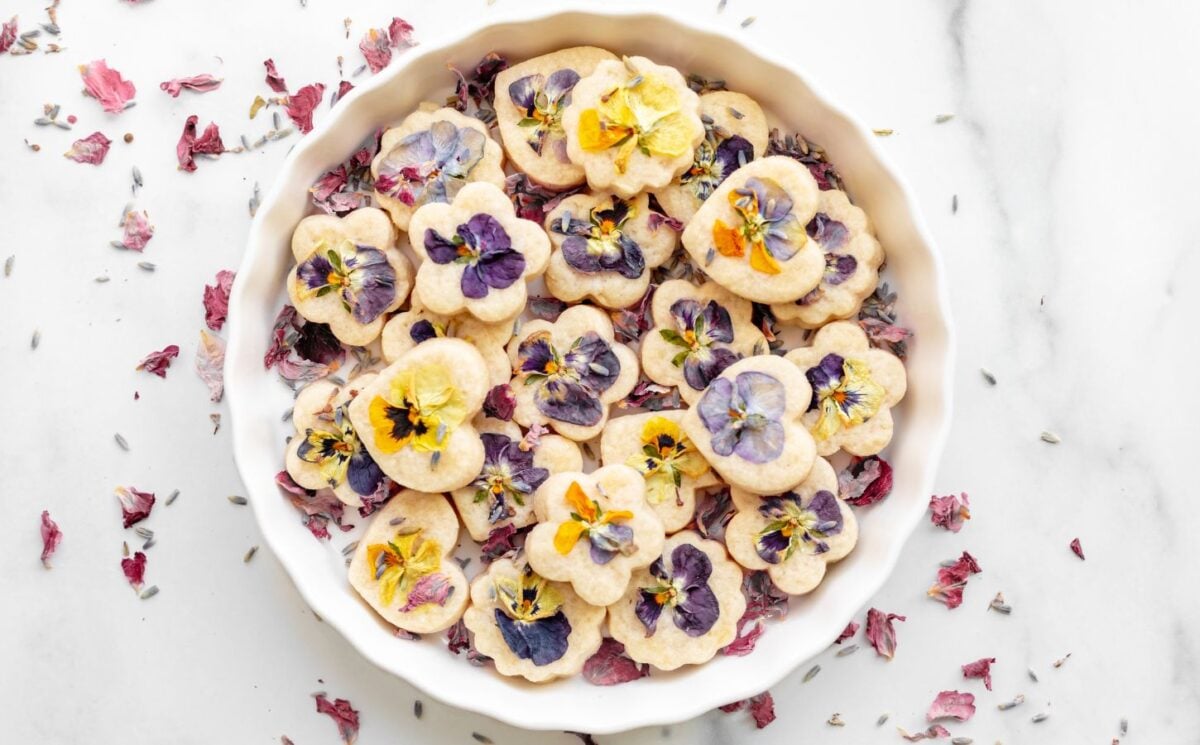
[121,551,147,588]
[313,693,359,745]
[722,617,765,656]
[203,269,236,331]
[136,344,180,378]
[115,486,156,528]
[834,620,859,644]
[1070,537,1085,560]
[40,510,62,568]
[286,83,326,134]
[961,657,995,690]
[929,493,971,532]
[865,607,906,659]
[482,384,516,421]
[582,639,648,686]
[0,17,16,54]
[263,58,288,93]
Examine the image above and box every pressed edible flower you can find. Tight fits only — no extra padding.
[136,344,179,377]
[114,486,155,528]
[578,69,693,173]
[398,572,454,612]
[697,370,787,463]
[635,543,720,636]
[264,305,347,385]
[375,120,484,207]
[298,404,384,498]
[865,607,905,659]
[554,481,636,564]
[694,485,735,540]
[509,68,580,160]
[493,565,571,665]
[159,74,222,97]
[367,364,467,454]
[754,490,843,563]
[295,238,397,324]
[552,198,645,278]
[424,213,525,299]
[505,173,581,223]
[927,691,976,722]
[472,433,549,524]
[929,493,971,532]
[659,298,740,391]
[64,132,112,165]
[79,59,136,113]
[805,353,885,441]
[313,693,360,745]
[515,330,620,427]
[480,523,520,564]
[40,511,62,568]
[962,657,995,690]
[712,177,805,275]
[582,638,648,686]
[681,122,753,202]
[482,383,516,421]
[359,17,416,74]
[366,528,442,607]
[625,416,708,506]
[202,269,235,331]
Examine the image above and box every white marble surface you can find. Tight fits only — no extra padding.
[2,0,1198,743]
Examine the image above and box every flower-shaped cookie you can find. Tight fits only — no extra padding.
[607,531,746,670]
[562,56,705,198]
[784,321,907,456]
[526,466,666,607]
[493,46,618,190]
[285,373,386,508]
[681,355,817,495]
[371,107,506,231]
[348,489,469,633]
[463,558,605,682]
[640,279,766,406]
[542,191,678,309]
[347,338,488,492]
[380,301,513,388]
[654,90,769,224]
[507,305,639,441]
[771,189,885,328]
[725,457,858,595]
[287,207,413,346]
[450,417,583,542]
[599,410,719,533]
[681,156,824,304]
[409,181,550,323]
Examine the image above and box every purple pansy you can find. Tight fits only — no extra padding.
[697,371,786,464]
[755,490,844,563]
[586,521,635,566]
[375,119,486,207]
[796,213,857,306]
[680,122,754,202]
[659,298,741,391]
[552,199,646,280]
[635,543,721,637]
[472,433,550,524]
[408,318,444,343]
[516,330,621,427]
[493,566,572,666]
[296,242,397,324]
[296,404,385,497]
[508,68,580,161]
[425,213,526,299]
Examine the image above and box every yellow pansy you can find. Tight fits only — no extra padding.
[494,567,563,622]
[553,481,634,556]
[812,358,885,441]
[625,416,710,505]
[366,529,442,607]
[578,73,693,173]
[367,364,468,454]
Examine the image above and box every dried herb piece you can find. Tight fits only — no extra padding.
[765,127,843,190]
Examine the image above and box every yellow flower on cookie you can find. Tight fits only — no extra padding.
[367,363,468,454]
[366,528,442,607]
[553,480,635,559]
[625,416,710,506]
[578,70,694,173]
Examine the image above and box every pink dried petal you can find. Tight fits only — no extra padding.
[398,573,453,612]
[40,510,62,568]
[359,28,393,74]
[1070,537,1085,560]
[286,83,325,134]
[929,493,970,532]
[740,570,789,622]
[961,657,995,691]
[313,693,359,745]
[483,384,516,421]
[195,330,225,402]
[121,551,147,588]
[479,523,520,564]
[332,79,355,106]
[263,58,288,93]
[722,617,765,656]
[276,472,349,541]
[900,724,952,741]
[928,551,982,610]
[519,422,548,452]
[446,618,471,655]
[583,638,648,686]
[80,59,136,113]
[116,209,155,251]
[0,16,16,54]
[160,74,223,97]
[387,17,416,49]
[176,115,224,172]
[859,316,912,343]
[115,486,156,528]
[719,692,776,728]
[865,607,906,660]
[203,269,236,331]
[927,691,976,722]
[835,620,859,644]
[136,344,179,377]
[838,455,894,506]
[64,131,112,165]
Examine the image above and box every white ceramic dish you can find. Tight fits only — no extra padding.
[226,4,954,734]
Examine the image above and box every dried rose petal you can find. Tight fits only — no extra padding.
[313,693,359,745]
[398,573,453,612]
[446,618,471,655]
[263,58,288,93]
[582,639,648,686]
[722,618,765,656]
[0,16,16,54]
[286,83,325,134]
[519,423,548,452]
[1070,537,1085,560]
[929,493,970,532]
[865,607,906,660]
[387,17,416,49]
[359,18,416,75]
[79,59,136,113]
[740,570,789,622]
[177,115,224,172]
[928,551,982,610]
[332,79,355,106]
[64,132,112,165]
[356,479,393,518]
[838,455,894,506]
[115,486,155,528]
[40,510,62,569]
[719,692,776,728]
[121,551,147,589]
[136,344,179,378]
[927,690,976,722]
[160,74,222,97]
[962,657,995,691]
[619,378,680,411]
[479,523,520,564]
[611,286,655,344]
[276,471,349,541]
[527,295,568,321]
[203,270,236,331]
[694,485,735,540]
[835,620,859,644]
[196,330,225,402]
[482,384,516,421]
[116,209,155,251]
[900,725,952,741]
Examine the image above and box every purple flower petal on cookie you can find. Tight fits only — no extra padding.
[346,449,385,496]
[806,212,849,249]
[825,253,858,285]
[588,521,634,565]
[507,73,542,112]
[543,68,581,102]
[494,608,572,666]
[409,318,441,343]
[635,588,667,634]
[682,346,740,391]
[535,378,604,427]
[423,228,462,264]
[805,353,845,407]
[345,247,398,323]
[564,332,620,393]
[698,371,786,463]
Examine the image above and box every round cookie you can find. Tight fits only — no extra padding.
[409,181,551,323]
[493,46,618,190]
[380,302,513,388]
[526,466,666,607]
[562,56,705,199]
[783,321,907,456]
[681,156,824,304]
[347,338,489,492]
[607,531,746,670]
[348,489,469,634]
[771,189,885,328]
[450,417,583,542]
[680,354,817,495]
[542,191,678,309]
[371,107,506,231]
[463,558,605,683]
[287,207,413,346]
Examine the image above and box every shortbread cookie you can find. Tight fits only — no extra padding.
[450,418,583,542]
[380,303,513,388]
[725,458,857,595]
[542,191,678,308]
[507,305,639,441]
[526,467,666,607]
[607,531,745,670]
[409,181,551,323]
[494,46,618,190]
[562,56,705,198]
[599,410,718,533]
[654,91,769,224]
[371,107,506,231]
[285,373,385,508]
[287,208,413,346]
[463,558,605,682]
[681,156,824,303]
[681,355,817,495]
[348,490,469,633]
[771,189,884,328]
[640,278,766,406]
[347,338,488,492]
[783,321,907,456]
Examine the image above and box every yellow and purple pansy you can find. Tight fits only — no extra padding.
[712,177,807,275]
[473,432,551,525]
[374,119,486,207]
[577,69,694,173]
[696,370,786,464]
[551,197,645,279]
[754,489,844,563]
[659,297,741,391]
[681,119,753,202]
[795,213,858,305]
[296,403,385,498]
[553,480,636,565]
[625,416,710,506]
[509,68,581,161]
[804,353,885,441]
[295,238,398,324]
[424,213,526,299]
[515,330,621,427]
[493,565,572,666]
[366,527,445,608]
[367,364,468,454]
[635,543,720,637]
[408,317,446,344]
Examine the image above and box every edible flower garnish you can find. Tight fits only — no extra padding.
[298,404,384,497]
[365,528,442,607]
[681,122,752,202]
[552,198,645,278]
[660,298,740,391]
[625,416,709,506]
[804,353,884,441]
[515,330,620,426]
[472,433,550,524]
[553,481,635,564]
[375,120,486,207]
[754,490,843,563]
[296,238,398,325]
[509,69,580,160]
[367,364,467,454]
[577,66,693,173]
[635,543,719,636]
[696,370,786,463]
[424,213,525,299]
[712,177,805,275]
[493,565,572,665]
